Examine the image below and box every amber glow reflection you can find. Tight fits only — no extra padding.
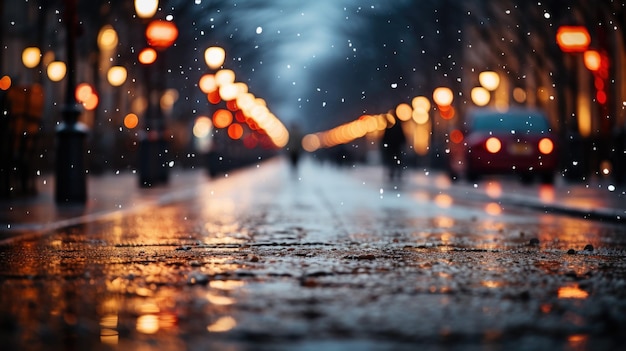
[100,314,118,329]
[568,334,589,350]
[207,316,237,333]
[137,314,159,334]
[434,216,454,228]
[538,185,555,203]
[485,182,502,198]
[206,293,236,306]
[434,194,453,208]
[100,313,119,345]
[558,284,589,299]
[100,328,119,345]
[481,280,503,288]
[210,280,245,290]
[138,302,160,314]
[485,202,502,216]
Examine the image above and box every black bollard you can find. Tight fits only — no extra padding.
[138,133,169,188]
[55,104,87,204]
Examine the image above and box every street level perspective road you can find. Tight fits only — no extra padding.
[1,157,626,351]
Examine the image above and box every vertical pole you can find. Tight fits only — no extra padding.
[55,0,88,204]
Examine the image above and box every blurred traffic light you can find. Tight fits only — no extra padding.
[585,50,609,106]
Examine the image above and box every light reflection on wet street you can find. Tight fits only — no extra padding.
[1,158,626,350]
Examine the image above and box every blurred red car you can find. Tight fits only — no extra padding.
[448,108,558,184]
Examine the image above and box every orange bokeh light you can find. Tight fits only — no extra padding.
[212,109,233,129]
[583,50,601,71]
[228,123,244,140]
[146,20,178,49]
[199,74,217,93]
[235,110,246,123]
[75,83,94,102]
[226,100,238,111]
[124,113,139,129]
[558,284,589,299]
[440,106,456,120]
[0,75,11,90]
[538,138,554,155]
[596,90,607,104]
[208,90,221,104]
[82,93,99,110]
[450,129,464,144]
[556,26,590,53]
[138,48,157,65]
[485,137,502,153]
[75,82,98,110]
[395,103,412,121]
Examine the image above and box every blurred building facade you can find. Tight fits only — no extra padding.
[1,0,624,198]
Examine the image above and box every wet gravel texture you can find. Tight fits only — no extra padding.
[1,161,626,350]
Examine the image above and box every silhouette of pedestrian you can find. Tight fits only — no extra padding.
[381,116,407,180]
[286,123,303,173]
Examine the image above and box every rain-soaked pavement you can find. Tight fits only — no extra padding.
[1,157,626,351]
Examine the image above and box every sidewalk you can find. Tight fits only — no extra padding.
[0,167,212,238]
[402,170,626,223]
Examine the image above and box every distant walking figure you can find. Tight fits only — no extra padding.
[286,123,303,172]
[381,116,407,180]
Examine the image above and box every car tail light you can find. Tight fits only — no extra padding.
[450,129,464,144]
[485,137,502,153]
[538,138,554,154]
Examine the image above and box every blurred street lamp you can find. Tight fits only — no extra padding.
[556,26,590,53]
[395,103,412,122]
[583,50,601,71]
[107,66,127,86]
[478,71,500,91]
[411,96,430,114]
[138,48,157,65]
[97,25,118,51]
[199,74,217,94]
[205,47,226,69]
[135,0,158,19]
[411,98,430,124]
[22,47,41,68]
[471,87,490,106]
[432,87,453,107]
[145,20,178,49]
[215,69,235,86]
[47,61,67,82]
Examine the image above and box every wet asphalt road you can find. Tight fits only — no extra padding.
[1,158,626,351]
